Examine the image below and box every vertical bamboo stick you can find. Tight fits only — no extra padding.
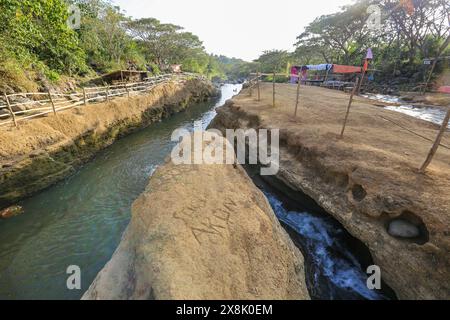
[294,75,301,117]
[340,77,360,138]
[419,107,450,173]
[272,71,276,107]
[106,86,109,101]
[4,93,17,127]
[125,83,130,97]
[257,72,261,101]
[48,90,57,116]
[83,88,87,106]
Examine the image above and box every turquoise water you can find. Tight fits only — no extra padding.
[0,84,242,300]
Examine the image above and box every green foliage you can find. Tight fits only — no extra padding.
[0,0,253,90]
[0,0,87,75]
[254,50,291,73]
[293,0,450,86]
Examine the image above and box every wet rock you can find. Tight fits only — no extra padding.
[1,205,24,219]
[388,219,420,239]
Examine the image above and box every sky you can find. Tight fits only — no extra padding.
[112,0,355,62]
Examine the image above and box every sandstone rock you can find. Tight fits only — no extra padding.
[388,220,420,239]
[83,135,309,300]
[209,85,450,299]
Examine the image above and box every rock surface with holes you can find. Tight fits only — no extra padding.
[82,135,310,300]
[209,83,450,300]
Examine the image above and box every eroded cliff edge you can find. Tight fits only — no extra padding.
[83,135,310,300]
[209,84,450,300]
[0,79,216,208]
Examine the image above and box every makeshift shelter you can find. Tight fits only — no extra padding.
[290,64,362,88]
[91,70,149,85]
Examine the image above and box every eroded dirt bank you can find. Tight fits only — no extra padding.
[209,83,450,300]
[0,79,216,208]
[83,135,310,300]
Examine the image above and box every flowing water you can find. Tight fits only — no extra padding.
[0,83,395,300]
[362,93,449,129]
[246,171,396,300]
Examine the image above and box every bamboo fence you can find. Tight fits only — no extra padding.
[0,73,202,128]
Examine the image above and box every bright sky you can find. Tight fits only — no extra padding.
[112,0,355,61]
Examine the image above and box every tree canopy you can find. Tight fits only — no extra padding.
[0,0,251,91]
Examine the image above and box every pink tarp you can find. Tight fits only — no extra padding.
[438,86,450,94]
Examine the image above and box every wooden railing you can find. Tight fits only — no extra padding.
[0,73,203,127]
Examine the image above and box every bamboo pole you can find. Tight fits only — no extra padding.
[125,83,130,97]
[272,71,276,107]
[357,69,366,95]
[257,72,261,101]
[419,106,450,173]
[340,77,360,138]
[294,75,301,117]
[83,88,87,106]
[106,86,109,101]
[4,93,17,127]
[48,90,57,116]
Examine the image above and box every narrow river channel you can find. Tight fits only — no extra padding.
[0,84,240,299]
[0,83,394,300]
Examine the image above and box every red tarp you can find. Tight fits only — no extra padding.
[332,64,362,74]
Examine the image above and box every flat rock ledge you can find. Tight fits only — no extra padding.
[83,135,310,300]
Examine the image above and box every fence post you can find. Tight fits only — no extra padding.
[106,86,109,101]
[294,75,301,117]
[4,93,17,127]
[340,77,360,138]
[83,88,87,106]
[48,90,57,116]
[257,72,261,101]
[272,71,276,107]
[419,106,450,173]
[125,84,130,97]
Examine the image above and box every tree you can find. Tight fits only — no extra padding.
[0,0,87,75]
[293,0,450,87]
[73,0,145,72]
[127,18,204,69]
[254,50,290,73]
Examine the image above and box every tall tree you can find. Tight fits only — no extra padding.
[126,18,204,69]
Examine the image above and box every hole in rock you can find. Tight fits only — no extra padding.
[352,184,367,202]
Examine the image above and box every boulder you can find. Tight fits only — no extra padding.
[388,220,420,239]
[0,205,24,219]
[83,135,309,300]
